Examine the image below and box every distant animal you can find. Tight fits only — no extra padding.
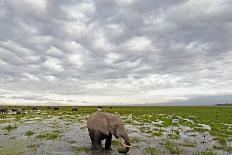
[96,106,103,112]
[16,108,23,114]
[87,112,130,153]
[32,107,37,111]
[11,109,17,113]
[0,108,7,113]
[53,107,59,111]
[72,107,78,112]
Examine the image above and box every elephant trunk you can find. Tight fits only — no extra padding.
[118,135,130,153]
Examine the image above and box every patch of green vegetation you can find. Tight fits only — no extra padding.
[66,140,76,144]
[167,133,180,139]
[104,106,232,138]
[129,136,141,143]
[139,126,150,132]
[178,119,194,127]
[139,126,154,135]
[15,114,24,121]
[213,145,232,153]
[1,105,232,154]
[213,145,224,150]
[2,124,17,132]
[0,114,7,119]
[194,127,209,133]
[151,131,163,137]
[144,146,162,155]
[0,148,18,155]
[181,139,197,147]
[165,141,181,154]
[215,136,227,145]
[75,146,89,154]
[193,150,216,155]
[226,146,232,153]
[174,130,180,135]
[162,118,173,127]
[27,144,38,150]
[0,139,27,155]
[112,139,120,146]
[25,130,34,137]
[36,130,62,140]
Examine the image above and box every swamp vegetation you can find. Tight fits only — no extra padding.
[0,106,231,155]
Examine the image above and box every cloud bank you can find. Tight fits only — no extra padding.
[0,0,232,105]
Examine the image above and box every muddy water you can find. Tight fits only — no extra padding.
[0,113,231,155]
[0,115,143,155]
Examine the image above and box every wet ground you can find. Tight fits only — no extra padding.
[0,107,232,155]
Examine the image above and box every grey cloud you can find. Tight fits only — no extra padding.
[0,0,232,104]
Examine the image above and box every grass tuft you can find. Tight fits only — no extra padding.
[144,146,162,155]
[36,130,62,140]
[25,130,34,137]
[3,124,17,132]
[165,141,181,154]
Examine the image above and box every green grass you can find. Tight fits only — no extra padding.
[144,146,162,155]
[112,139,121,146]
[0,139,27,155]
[167,133,180,139]
[27,144,38,150]
[74,146,89,154]
[165,141,181,154]
[215,136,227,145]
[151,131,163,137]
[66,140,76,144]
[2,124,17,132]
[1,106,232,154]
[194,127,209,132]
[25,130,34,137]
[0,149,18,155]
[36,130,62,140]
[101,106,232,142]
[129,136,141,143]
[213,145,232,153]
[181,139,197,147]
[193,150,216,155]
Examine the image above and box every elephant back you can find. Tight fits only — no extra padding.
[87,112,109,135]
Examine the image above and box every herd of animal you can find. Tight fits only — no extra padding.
[0,107,25,114]
[0,106,79,114]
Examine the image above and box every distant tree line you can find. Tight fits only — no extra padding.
[217,103,232,106]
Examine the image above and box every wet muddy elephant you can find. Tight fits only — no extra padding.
[87,112,130,153]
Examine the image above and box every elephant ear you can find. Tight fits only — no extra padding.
[87,112,109,135]
[106,113,121,137]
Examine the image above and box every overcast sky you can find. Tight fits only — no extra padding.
[0,0,232,106]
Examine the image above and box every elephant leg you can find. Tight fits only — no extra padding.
[93,130,103,151]
[105,133,112,150]
[88,128,95,146]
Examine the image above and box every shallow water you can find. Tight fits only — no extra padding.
[0,111,231,155]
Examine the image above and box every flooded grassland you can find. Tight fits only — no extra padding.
[0,106,231,155]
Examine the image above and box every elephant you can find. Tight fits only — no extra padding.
[16,108,23,114]
[72,107,78,112]
[53,107,59,111]
[0,108,7,113]
[32,107,37,111]
[87,111,130,153]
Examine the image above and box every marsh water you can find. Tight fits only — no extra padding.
[0,108,231,155]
